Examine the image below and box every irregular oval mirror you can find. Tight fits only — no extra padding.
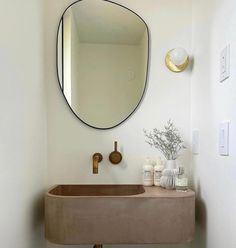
[57,0,149,129]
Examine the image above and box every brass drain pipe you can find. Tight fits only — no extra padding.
[94,245,103,248]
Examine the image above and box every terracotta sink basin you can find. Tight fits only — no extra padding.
[49,184,145,196]
[45,185,195,245]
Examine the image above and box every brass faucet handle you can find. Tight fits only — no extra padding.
[92,153,103,174]
[93,153,103,162]
[109,141,122,164]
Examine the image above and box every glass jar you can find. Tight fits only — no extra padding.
[175,167,188,192]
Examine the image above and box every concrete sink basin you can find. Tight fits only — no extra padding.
[47,184,145,196]
[45,185,195,245]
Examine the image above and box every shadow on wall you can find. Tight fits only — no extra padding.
[192,180,207,248]
[30,190,46,247]
[188,56,194,73]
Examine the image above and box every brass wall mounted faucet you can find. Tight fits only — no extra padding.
[92,153,103,174]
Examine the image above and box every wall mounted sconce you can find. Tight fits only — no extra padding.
[165,48,189,73]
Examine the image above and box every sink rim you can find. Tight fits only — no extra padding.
[47,184,146,198]
[46,184,195,199]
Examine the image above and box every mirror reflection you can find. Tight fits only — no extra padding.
[57,0,149,129]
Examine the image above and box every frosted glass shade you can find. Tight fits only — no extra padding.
[169,48,188,66]
[165,47,189,72]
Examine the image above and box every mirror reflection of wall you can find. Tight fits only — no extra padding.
[57,0,149,129]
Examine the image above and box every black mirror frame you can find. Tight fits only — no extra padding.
[56,0,150,130]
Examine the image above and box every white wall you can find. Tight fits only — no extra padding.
[2,1,235,248]
[0,1,47,248]
[191,0,236,248]
[45,0,192,247]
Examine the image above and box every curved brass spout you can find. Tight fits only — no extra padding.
[92,153,103,174]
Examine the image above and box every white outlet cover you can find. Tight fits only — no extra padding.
[220,45,230,82]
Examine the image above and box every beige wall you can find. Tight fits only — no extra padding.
[63,9,72,104]
[0,0,47,248]
[45,0,192,248]
[71,9,81,109]
[140,30,149,88]
[191,0,236,248]
[67,6,148,128]
[74,42,145,128]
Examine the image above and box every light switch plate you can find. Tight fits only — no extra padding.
[219,121,230,156]
[192,130,199,155]
[220,45,230,82]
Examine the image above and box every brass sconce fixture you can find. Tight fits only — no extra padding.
[165,48,189,72]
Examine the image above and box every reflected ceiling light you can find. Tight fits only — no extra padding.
[165,48,189,73]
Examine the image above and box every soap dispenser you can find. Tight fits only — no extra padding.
[154,157,164,186]
[142,158,154,186]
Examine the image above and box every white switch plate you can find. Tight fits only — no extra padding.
[192,130,200,155]
[220,45,230,82]
[219,121,230,156]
